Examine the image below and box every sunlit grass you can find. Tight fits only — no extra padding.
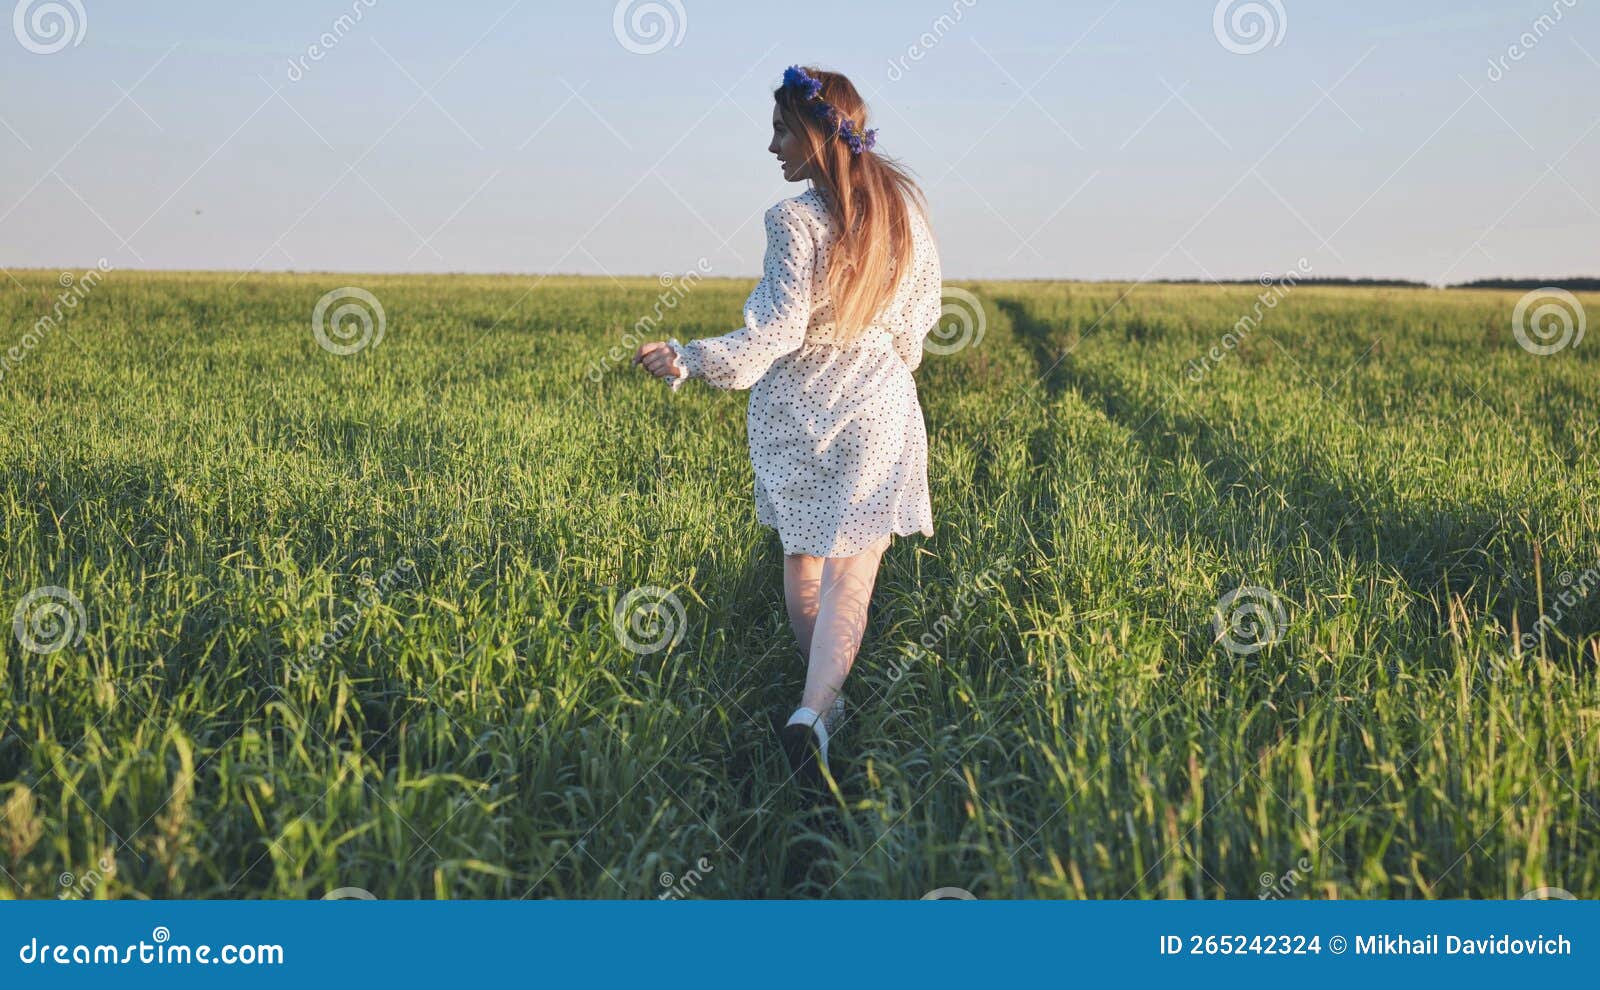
[0,270,1595,899]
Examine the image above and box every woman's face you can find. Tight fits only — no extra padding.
[770,104,812,183]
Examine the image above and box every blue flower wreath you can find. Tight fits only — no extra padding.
[781,65,878,155]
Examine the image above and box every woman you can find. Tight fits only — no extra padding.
[634,64,943,786]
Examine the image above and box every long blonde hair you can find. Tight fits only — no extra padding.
[775,66,929,345]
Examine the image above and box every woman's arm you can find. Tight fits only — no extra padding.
[671,200,816,391]
[889,210,942,374]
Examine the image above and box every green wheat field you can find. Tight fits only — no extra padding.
[1,269,1595,900]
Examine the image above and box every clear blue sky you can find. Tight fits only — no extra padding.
[2,0,1596,283]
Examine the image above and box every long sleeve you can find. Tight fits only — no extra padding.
[674,200,816,391]
[889,208,942,374]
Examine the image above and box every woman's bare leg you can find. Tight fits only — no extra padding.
[800,533,891,715]
[784,552,824,660]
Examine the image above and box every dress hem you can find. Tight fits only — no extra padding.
[768,520,934,559]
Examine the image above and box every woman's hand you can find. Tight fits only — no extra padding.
[634,341,686,382]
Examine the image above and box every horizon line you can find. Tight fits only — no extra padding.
[7,264,1600,291]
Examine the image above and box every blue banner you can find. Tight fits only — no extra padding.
[2,900,1592,986]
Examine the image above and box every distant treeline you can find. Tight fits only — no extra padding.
[1149,276,1598,290]
[1449,277,1600,291]
[1154,276,1429,287]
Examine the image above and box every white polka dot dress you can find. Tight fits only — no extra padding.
[666,185,942,558]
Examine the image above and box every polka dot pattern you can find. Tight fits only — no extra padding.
[669,185,942,558]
